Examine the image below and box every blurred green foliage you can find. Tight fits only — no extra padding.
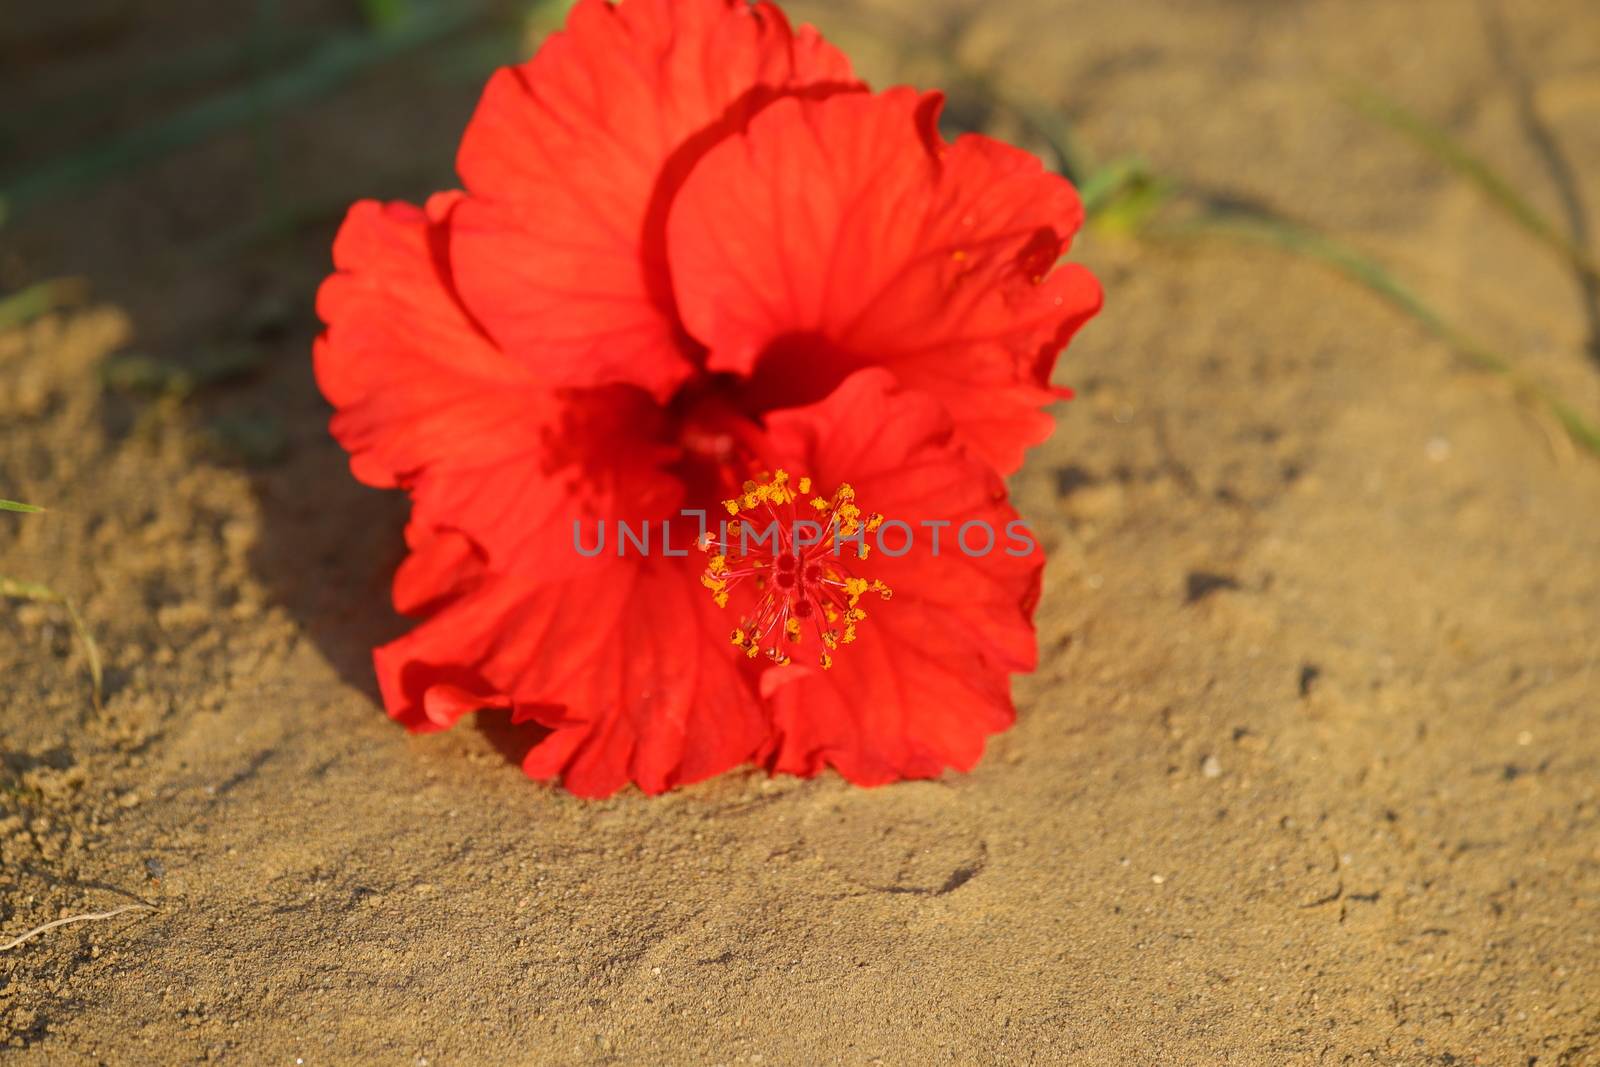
[100,348,266,401]
[0,278,88,332]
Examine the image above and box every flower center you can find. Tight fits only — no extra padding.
[698,471,891,670]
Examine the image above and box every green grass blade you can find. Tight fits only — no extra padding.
[1149,208,1600,459]
[1546,397,1600,456]
[0,277,89,332]
[1081,159,1175,231]
[1154,210,1500,367]
[0,29,325,147]
[0,577,58,600]
[0,6,481,213]
[360,0,417,32]
[1342,83,1599,282]
[0,500,46,513]
[61,599,105,713]
[0,577,103,711]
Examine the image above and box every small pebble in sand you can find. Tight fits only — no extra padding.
[1201,755,1223,779]
[1151,874,1165,885]
[1516,731,1533,746]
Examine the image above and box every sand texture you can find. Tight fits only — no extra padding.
[2,0,1598,1062]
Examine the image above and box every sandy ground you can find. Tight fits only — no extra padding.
[3,0,1599,1063]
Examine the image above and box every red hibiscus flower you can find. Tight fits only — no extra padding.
[314,0,1101,796]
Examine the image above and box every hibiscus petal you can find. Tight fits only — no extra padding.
[754,369,1043,783]
[392,523,486,617]
[450,0,861,399]
[315,192,682,576]
[668,88,1103,472]
[423,684,512,732]
[315,194,545,491]
[374,556,766,798]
